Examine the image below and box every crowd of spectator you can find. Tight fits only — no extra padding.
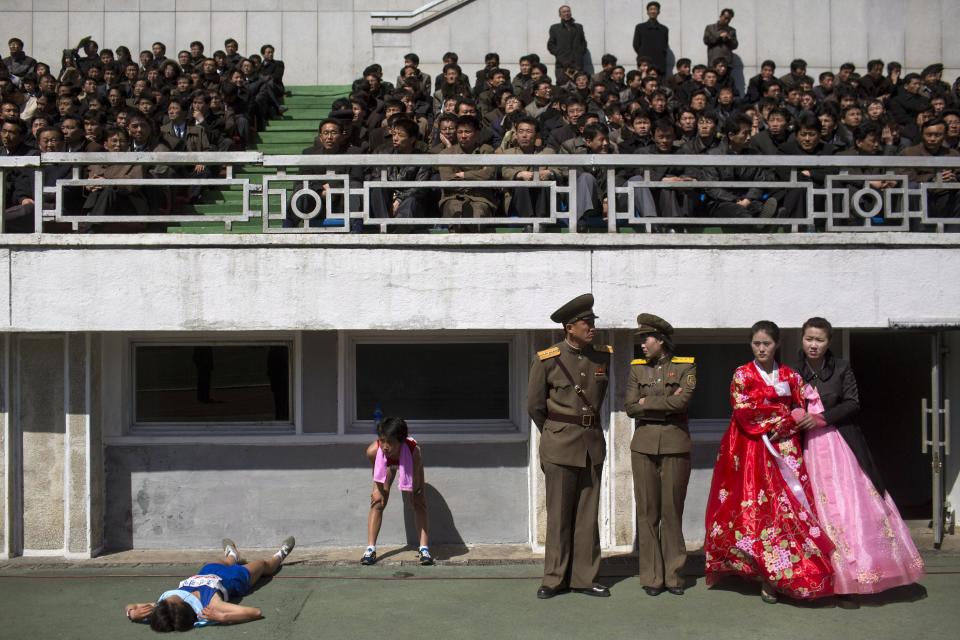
[1,34,285,230]
[3,1,960,232]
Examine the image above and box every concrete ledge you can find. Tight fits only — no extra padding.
[1,232,959,250]
[1,527,955,570]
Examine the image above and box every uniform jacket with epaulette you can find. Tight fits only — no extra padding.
[624,355,697,455]
[527,341,611,467]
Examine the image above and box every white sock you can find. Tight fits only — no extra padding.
[366,545,376,553]
[225,547,238,560]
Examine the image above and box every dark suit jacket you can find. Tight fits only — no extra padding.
[797,352,885,495]
[547,20,587,70]
[633,20,669,73]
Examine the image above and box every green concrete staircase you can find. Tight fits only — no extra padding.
[168,85,350,234]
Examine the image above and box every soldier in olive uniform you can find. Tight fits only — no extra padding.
[527,293,612,599]
[624,314,696,596]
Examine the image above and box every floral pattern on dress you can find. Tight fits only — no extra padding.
[704,363,835,599]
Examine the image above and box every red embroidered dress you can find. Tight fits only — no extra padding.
[704,362,834,599]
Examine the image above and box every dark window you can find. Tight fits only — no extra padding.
[355,343,510,421]
[633,342,748,420]
[135,344,291,423]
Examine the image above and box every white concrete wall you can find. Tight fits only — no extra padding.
[2,235,960,332]
[0,0,958,86]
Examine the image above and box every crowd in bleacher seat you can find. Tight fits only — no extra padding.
[1,34,284,230]
[3,1,960,231]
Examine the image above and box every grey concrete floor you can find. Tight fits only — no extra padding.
[1,547,958,640]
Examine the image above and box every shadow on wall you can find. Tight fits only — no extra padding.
[730,53,746,96]
[402,483,468,559]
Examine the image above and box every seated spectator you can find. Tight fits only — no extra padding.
[3,37,36,78]
[571,122,615,226]
[817,110,847,150]
[431,113,459,153]
[366,118,432,221]
[83,126,150,217]
[61,115,102,152]
[778,111,839,218]
[746,60,777,104]
[433,63,472,116]
[701,113,778,221]
[524,81,553,119]
[490,93,525,149]
[8,127,86,229]
[284,119,363,229]
[780,58,813,91]
[545,96,586,151]
[438,116,496,221]
[674,107,698,147]
[678,110,720,154]
[619,110,652,153]
[903,117,960,221]
[512,55,535,97]
[890,74,931,127]
[943,110,960,150]
[627,120,697,219]
[83,111,107,147]
[750,107,791,155]
[1,116,31,157]
[497,114,556,217]
[396,53,428,95]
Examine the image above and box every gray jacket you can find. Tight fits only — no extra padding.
[703,22,738,66]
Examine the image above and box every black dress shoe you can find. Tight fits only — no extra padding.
[573,584,610,597]
[643,586,665,596]
[667,587,685,596]
[537,585,567,599]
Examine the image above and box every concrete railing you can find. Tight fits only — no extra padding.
[2,152,959,234]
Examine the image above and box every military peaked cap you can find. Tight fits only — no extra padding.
[635,313,674,337]
[550,293,598,325]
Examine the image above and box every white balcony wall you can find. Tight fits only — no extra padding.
[2,235,959,332]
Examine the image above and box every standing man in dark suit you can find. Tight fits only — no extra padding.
[624,314,696,597]
[633,2,669,76]
[528,294,612,599]
[547,5,587,87]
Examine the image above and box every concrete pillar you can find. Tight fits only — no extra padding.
[1,335,12,558]
[89,334,104,556]
[610,329,636,549]
[65,333,100,558]
[19,335,65,555]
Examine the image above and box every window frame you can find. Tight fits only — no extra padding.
[126,333,301,436]
[340,330,529,436]
[668,330,752,443]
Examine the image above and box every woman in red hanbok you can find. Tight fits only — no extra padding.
[704,321,834,603]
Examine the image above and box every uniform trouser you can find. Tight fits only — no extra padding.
[541,455,602,589]
[631,450,691,589]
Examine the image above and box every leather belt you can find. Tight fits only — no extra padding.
[637,414,688,424]
[548,412,598,428]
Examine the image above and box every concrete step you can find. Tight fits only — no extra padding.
[286,85,351,96]
[281,108,331,119]
[255,142,315,154]
[256,131,317,144]
[266,120,321,131]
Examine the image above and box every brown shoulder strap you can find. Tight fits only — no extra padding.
[553,357,601,417]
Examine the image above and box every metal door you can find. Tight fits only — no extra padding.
[921,331,951,547]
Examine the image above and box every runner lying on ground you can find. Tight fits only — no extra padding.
[123,536,295,632]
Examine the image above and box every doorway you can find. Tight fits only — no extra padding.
[850,331,932,518]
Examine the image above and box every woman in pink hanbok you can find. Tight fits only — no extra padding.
[798,317,925,606]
